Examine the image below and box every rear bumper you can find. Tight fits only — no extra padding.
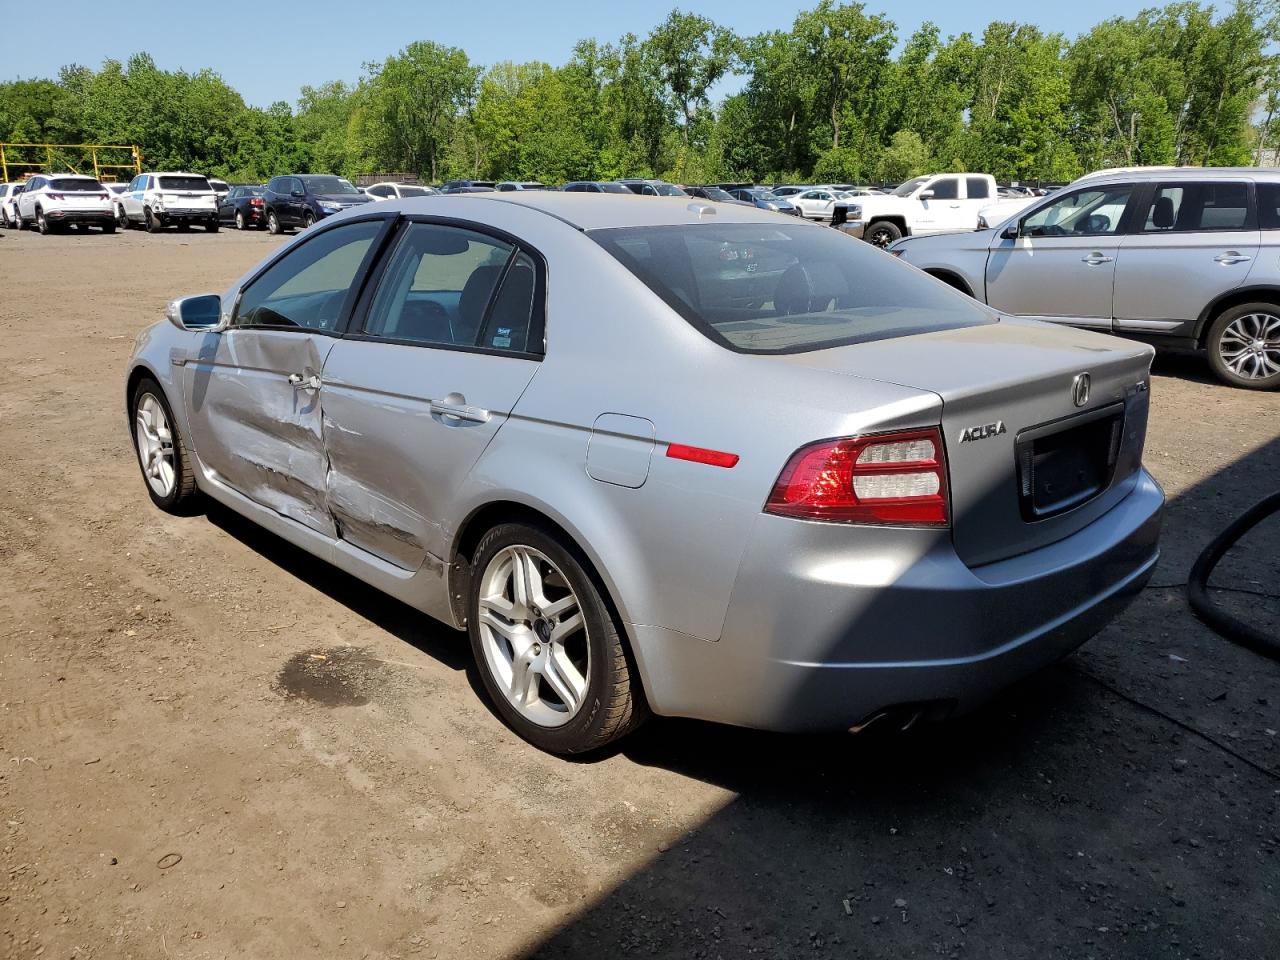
[836,219,865,239]
[157,209,217,222]
[47,209,113,223]
[629,469,1163,732]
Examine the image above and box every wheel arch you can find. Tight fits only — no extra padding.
[1196,286,1280,347]
[867,214,908,234]
[923,268,974,297]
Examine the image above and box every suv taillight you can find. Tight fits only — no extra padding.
[250,197,264,206]
[47,193,64,201]
[764,427,949,526]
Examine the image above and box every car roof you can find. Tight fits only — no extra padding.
[1076,165,1280,184]
[145,171,209,178]
[369,192,806,230]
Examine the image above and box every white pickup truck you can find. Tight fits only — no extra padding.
[840,173,998,247]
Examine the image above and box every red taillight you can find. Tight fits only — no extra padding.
[47,193,64,200]
[764,427,949,526]
[250,197,264,206]
[667,443,739,469]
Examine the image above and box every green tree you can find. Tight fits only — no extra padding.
[646,10,737,145]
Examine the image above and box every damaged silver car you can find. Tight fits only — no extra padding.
[126,193,1163,754]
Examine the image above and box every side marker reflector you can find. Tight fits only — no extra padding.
[666,443,739,469]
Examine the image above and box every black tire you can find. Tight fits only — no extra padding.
[865,220,903,247]
[1206,302,1280,391]
[302,211,315,229]
[116,205,129,228]
[235,211,246,230]
[205,220,219,233]
[130,377,200,513]
[146,208,163,233]
[15,210,26,230]
[36,209,51,235]
[177,221,190,232]
[102,221,116,234]
[468,522,648,754]
[267,210,282,235]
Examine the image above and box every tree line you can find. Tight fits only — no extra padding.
[1,1,1276,186]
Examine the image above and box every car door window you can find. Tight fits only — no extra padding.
[1258,183,1280,229]
[362,222,540,354]
[1142,182,1251,232]
[1022,186,1133,237]
[235,220,384,331]
[930,178,959,200]
[965,177,990,200]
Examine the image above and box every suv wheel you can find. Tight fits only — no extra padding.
[116,205,129,228]
[468,522,648,755]
[866,220,903,248]
[1207,303,1280,390]
[130,378,199,512]
[145,208,163,233]
[235,211,246,230]
[205,219,219,233]
[36,208,52,235]
[303,211,316,229]
[267,210,282,235]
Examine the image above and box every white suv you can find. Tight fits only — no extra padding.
[363,182,437,200]
[119,172,219,233]
[15,175,116,234]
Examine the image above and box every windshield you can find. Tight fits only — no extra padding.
[159,176,211,191]
[300,176,359,196]
[891,177,930,197]
[699,187,735,201]
[51,178,103,192]
[600,182,631,194]
[654,183,688,197]
[592,223,993,355]
[748,189,781,201]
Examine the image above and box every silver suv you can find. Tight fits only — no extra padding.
[892,167,1280,389]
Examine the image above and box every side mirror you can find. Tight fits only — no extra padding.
[1000,221,1021,240]
[291,189,305,198]
[918,189,935,200]
[166,294,224,331]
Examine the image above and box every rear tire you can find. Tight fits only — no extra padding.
[116,205,129,228]
[267,210,282,235]
[102,222,116,234]
[146,208,163,233]
[36,209,51,235]
[130,377,199,513]
[468,522,648,755]
[235,211,246,230]
[865,220,903,248]
[1206,302,1280,390]
[205,220,219,233]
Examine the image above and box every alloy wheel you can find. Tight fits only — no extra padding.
[476,545,590,728]
[134,393,176,498]
[1218,312,1280,381]
[235,211,245,230]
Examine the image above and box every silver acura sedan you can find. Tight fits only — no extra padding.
[125,193,1163,754]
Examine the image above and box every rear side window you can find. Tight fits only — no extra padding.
[592,222,994,355]
[1258,183,1280,230]
[966,177,991,200]
[158,176,211,191]
[1143,182,1252,232]
[236,220,383,331]
[361,222,541,354]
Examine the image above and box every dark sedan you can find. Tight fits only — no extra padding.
[218,185,267,230]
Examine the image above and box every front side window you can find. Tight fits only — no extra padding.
[592,222,994,355]
[235,219,384,331]
[929,178,959,200]
[892,176,930,197]
[1021,186,1133,237]
[966,177,991,200]
[362,222,539,353]
[1143,182,1251,232]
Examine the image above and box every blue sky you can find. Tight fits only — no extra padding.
[10,0,1157,108]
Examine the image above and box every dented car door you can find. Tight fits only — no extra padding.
[181,217,390,536]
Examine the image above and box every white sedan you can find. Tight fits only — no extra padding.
[789,188,852,222]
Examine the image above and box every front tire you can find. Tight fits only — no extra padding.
[1206,303,1280,390]
[267,210,282,235]
[865,220,903,248]
[116,205,129,228]
[303,211,315,229]
[130,378,199,512]
[468,522,647,754]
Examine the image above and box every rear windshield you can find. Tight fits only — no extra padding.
[399,186,431,197]
[592,223,994,355]
[51,178,103,192]
[159,176,211,191]
[654,183,687,197]
[300,175,359,195]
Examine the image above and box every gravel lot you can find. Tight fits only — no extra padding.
[1,226,1277,960]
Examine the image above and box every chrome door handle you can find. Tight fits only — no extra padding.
[1213,252,1252,265]
[430,394,490,424]
[1082,254,1114,265]
[287,373,321,390]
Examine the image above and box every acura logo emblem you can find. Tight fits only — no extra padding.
[1072,373,1091,407]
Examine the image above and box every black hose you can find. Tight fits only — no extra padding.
[1186,491,1280,660]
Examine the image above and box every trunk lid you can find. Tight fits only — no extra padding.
[776,317,1154,567]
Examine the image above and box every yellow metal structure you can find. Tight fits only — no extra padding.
[0,143,142,183]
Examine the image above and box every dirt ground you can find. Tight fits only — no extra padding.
[0,226,1277,960]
